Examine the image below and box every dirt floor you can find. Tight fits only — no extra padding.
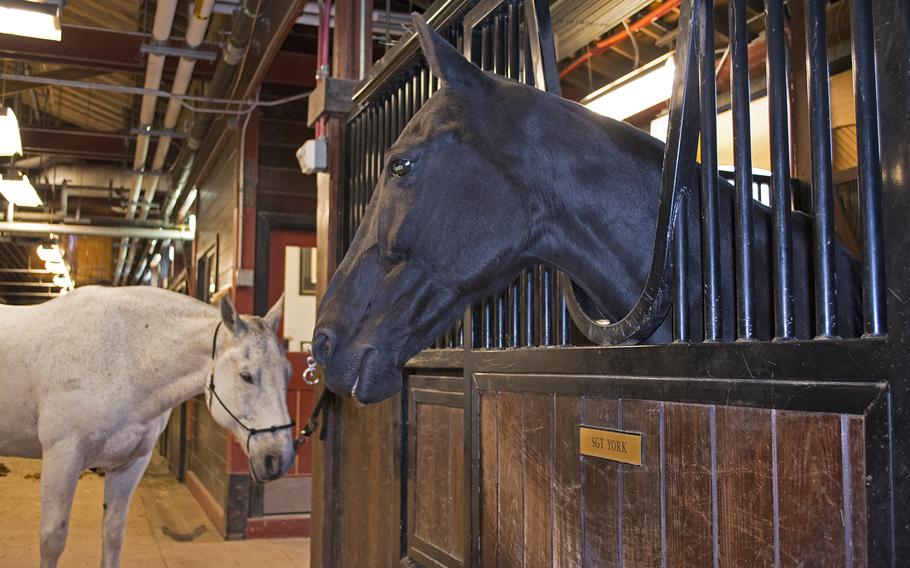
[0,454,309,567]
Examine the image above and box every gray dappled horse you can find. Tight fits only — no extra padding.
[0,286,297,568]
[313,14,859,404]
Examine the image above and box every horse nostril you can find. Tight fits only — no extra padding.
[264,454,281,477]
[312,329,335,364]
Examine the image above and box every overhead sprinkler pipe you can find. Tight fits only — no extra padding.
[114,0,178,285]
[142,0,217,221]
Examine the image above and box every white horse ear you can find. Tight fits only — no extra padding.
[220,296,247,337]
[264,293,284,333]
[411,13,483,90]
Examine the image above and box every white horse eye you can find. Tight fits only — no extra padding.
[239,372,254,384]
[389,157,413,178]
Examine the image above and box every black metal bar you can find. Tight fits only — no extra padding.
[495,291,506,349]
[481,21,491,71]
[729,0,756,340]
[805,0,838,338]
[673,192,689,342]
[510,275,520,347]
[523,0,560,94]
[483,297,492,349]
[507,0,520,80]
[541,267,553,346]
[849,0,887,337]
[765,0,795,340]
[524,268,534,347]
[533,265,543,346]
[493,10,505,76]
[699,0,721,343]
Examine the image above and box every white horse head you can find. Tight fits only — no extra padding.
[210,295,295,483]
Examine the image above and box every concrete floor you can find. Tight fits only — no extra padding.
[0,455,309,567]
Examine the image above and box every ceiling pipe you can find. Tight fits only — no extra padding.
[559,0,681,79]
[139,0,218,224]
[137,0,263,286]
[113,0,179,285]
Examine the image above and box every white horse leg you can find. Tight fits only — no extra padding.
[100,452,152,568]
[38,446,82,568]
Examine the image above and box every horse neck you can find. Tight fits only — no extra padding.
[528,104,666,320]
[133,311,221,419]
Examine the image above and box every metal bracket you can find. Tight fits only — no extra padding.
[140,43,218,62]
[130,127,186,139]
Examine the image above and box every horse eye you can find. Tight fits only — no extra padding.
[389,157,413,178]
[239,372,254,384]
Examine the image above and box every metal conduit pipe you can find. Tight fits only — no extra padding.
[113,0,178,285]
[136,0,260,285]
[140,0,217,222]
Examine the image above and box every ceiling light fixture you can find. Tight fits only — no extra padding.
[582,53,676,122]
[0,1,63,42]
[0,170,42,207]
[0,107,23,156]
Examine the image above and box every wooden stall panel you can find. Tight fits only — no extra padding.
[413,402,466,563]
[480,392,499,567]
[476,391,868,568]
[665,403,713,566]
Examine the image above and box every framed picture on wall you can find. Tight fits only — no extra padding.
[299,247,317,295]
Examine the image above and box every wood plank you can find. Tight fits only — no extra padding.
[582,396,619,566]
[715,406,775,567]
[480,392,499,567]
[553,395,583,568]
[849,417,867,567]
[414,403,447,548]
[620,400,663,567]
[777,410,845,565]
[448,406,466,560]
[665,403,714,566]
[523,393,553,567]
[498,392,525,566]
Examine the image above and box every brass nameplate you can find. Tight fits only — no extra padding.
[579,426,643,466]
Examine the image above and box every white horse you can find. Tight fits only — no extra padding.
[0,286,298,568]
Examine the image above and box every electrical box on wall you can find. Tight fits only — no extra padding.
[296,139,327,174]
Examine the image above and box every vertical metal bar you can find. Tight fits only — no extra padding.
[699,0,721,342]
[805,0,838,338]
[673,193,689,342]
[507,0,520,80]
[533,265,543,345]
[495,291,506,349]
[523,0,561,94]
[523,268,534,347]
[729,0,756,340]
[510,275,520,347]
[483,298,492,349]
[556,278,570,346]
[849,0,887,336]
[481,21,491,71]
[766,0,795,340]
[494,9,506,76]
[541,267,553,346]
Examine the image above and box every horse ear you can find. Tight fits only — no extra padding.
[264,293,284,334]
[220,296,247,337]
[411,13,482,90]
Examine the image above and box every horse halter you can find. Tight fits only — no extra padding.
[207,321,299,481]
[207,321,334,482]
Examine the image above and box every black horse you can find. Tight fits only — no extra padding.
[313,14,859,403]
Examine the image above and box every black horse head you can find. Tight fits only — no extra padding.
[312,14,860,403]
[313,16,565,402]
